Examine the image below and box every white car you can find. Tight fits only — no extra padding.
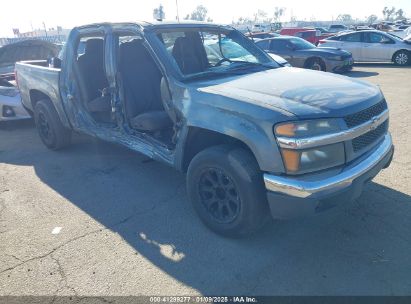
[0,74,30,121]
[319,30,411,65]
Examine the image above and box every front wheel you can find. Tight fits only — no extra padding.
[393,50,409,66]
[187,145,270,238]
[306,58,326,71]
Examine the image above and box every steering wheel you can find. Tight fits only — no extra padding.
[215,58,232,66]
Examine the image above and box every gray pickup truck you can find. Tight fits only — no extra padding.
[16,22,394,237]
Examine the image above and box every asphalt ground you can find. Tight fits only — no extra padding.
[0,64,410,298]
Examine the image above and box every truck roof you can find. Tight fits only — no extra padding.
[75,20,232,31]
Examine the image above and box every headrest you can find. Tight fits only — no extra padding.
[85,39,104,55]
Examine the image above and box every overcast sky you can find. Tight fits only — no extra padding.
[1,0,411,37]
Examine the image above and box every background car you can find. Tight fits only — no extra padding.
[245,32,279,40]
[256,36,353,72]
[328,24,348,33]
[0,40,60,121]
[315,27,332,34]
[294,30,333,45]
[319,30,411,65]
[0,73,30,121]
[0,39,60,74]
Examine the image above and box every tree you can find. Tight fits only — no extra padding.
[366,14,378,24]
[382,6,396,20]
[273,7,285,23]
[395,9,405,20]
[184,5,209,21]
[336,14,353,23]
[253,9,273,23]
[153,4,165,21]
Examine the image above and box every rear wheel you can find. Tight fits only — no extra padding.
[187,145,270,237]
[306,58,326,71]
[393,50,409,66]
[34,99,71,150]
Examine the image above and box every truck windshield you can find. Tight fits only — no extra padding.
[156,28,278,79]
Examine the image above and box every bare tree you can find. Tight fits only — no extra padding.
[395,9,406,20]
[382,6,396,20]
[336,14,353,23]
[184,5,209,21]
[253,10,272,23]
[273,7,285,23]
[366,14,378,24]
[153,4,165,21]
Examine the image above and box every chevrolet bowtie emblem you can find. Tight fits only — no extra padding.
[370,116,381,130]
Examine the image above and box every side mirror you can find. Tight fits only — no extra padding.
[49,57,62,68]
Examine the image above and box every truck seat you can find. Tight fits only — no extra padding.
[171,33,209,74]
[119,39,172,132]
[77,39,109,105]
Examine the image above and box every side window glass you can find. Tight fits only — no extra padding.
[270,40,288,52]
[159,31,185,54]
[341,33,361,42]
[368,33,384,43]
[256,40,269,50]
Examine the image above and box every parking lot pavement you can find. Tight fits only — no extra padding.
[0,64,410,297]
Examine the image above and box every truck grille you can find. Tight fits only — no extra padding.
[352,120,388,152]
[344,100,387,128]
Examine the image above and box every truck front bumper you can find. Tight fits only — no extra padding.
[264,133,394,219]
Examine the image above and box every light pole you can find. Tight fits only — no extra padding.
[176,0,180,22]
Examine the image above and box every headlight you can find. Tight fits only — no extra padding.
[274,120,345,174]
[280,143,345,174]
[275,120,340,137]
[328,55,343,61]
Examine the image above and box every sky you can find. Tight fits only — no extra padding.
[1,0,411,37]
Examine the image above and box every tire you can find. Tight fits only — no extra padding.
[306,58,326,71]
[187,145,270,238]
[392,50,409,66]
[34,99,71,150]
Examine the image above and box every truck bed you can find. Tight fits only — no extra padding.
[16,60,61,112]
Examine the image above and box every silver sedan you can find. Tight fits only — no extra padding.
[319,30,411,65]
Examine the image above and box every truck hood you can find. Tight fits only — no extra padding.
[197,67,382,119]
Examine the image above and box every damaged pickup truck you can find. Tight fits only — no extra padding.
[16,22,394,237]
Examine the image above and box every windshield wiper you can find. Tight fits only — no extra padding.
[224,60,276,72]
[183,62,276,81]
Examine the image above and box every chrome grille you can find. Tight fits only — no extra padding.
[344,100,387,128]
[352,120,388,152]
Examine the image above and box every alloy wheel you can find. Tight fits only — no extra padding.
[395,53,408,65]
[38,112,54,143]
[198,168,241,224]
[311,62,322,71]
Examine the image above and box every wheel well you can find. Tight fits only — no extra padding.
[181,127,255,172]
[304,56,324,68]
[29,90,51,109]
[392,49,410,62]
